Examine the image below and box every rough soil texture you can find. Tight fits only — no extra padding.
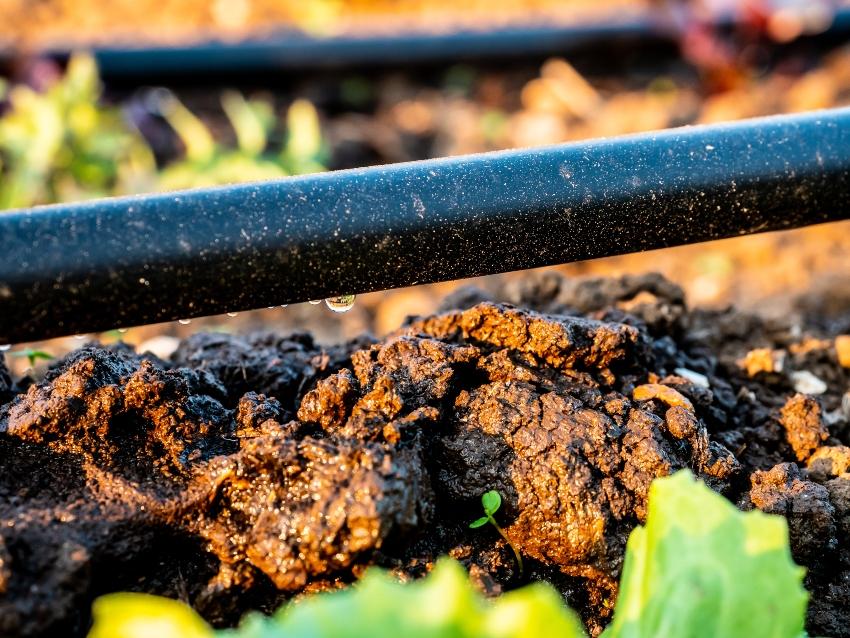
[2,272,850,637]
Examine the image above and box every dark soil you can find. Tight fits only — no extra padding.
[2,272,850,637]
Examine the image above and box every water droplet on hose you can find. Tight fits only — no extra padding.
[308,300,322,305]
[226,312,238,317]
[0,345,9,352]
[178,319,192,325]
[325,295,356,313]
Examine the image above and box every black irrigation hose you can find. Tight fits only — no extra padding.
[2,107,850,344]
[89,18,662,79]
[7,7,850,80]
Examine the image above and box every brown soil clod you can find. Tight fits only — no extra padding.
[1,273,849,637]
[781,394,830,462]
[808,446,850,482]
[747,462,837,567]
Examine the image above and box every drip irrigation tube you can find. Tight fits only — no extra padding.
[89,17,662,78]
[8,7,850,80]
[1,107,850,344]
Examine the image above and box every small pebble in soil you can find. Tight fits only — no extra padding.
[674,367,710,388]
[791,370,828,395]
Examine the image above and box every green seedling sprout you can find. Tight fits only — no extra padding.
[9,348,54,367]
[469,490,523,574]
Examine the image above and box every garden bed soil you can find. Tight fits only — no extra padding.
[1,272,849,637]
[0,0,644,50]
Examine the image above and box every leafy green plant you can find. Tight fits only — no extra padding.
[469,490,523,574]
[86,470,808,638]
[0,55,329,210]
[281,98,326,175]
[89,593,213,638]
[157,92,327,191]
[0,54,156,209]
[156,91,283,191]
[89,558,584,638]
[8,348,53,367]
[601,471,807,638]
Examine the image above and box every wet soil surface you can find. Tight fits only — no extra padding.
[2,272,850,637]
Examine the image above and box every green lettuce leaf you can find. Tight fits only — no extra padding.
[89,592,214,638]
[88,558,585,638]
[603,470,807,638]
[87,470,808,638]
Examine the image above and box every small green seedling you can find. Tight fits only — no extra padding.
[9,348,54,367]
[469,490,523,574]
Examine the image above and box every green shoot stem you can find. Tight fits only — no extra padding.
[488,515,523,575]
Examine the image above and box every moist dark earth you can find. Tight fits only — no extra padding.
[2,272,850,637]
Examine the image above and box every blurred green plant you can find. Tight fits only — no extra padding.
[87,470,808,638]
[156,92,327,191]
[0,54,328,209]
[90,558,584,638]
[0,54,156,209]
[8,348,54,367]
